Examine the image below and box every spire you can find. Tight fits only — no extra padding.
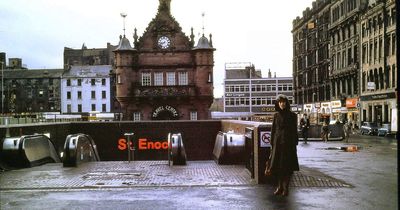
[190,27,195,47]
[133,28,138,48]
[158,0,171,13]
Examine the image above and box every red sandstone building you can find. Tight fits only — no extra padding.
[113,0,215,120]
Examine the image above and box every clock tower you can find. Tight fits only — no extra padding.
[113,0,215,120]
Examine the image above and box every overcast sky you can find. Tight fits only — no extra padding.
[0,0,314,97]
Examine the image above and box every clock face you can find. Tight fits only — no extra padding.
[158,36,171,49]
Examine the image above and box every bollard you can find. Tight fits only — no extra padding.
[124,133,135,163]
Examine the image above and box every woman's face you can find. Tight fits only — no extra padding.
[278,100,286,110]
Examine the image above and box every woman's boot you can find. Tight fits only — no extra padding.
[274,179,283,195]
[282,176,291,196]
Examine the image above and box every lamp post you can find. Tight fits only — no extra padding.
[1,61,3,115]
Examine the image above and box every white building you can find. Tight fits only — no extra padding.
[61,65,112,113]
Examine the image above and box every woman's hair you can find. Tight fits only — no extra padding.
[275,94,291,112]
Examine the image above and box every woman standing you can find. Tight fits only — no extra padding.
[267,94,299,196]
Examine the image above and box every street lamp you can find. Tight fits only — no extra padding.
[1,61,3,115]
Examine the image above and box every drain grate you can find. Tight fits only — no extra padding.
[291,167,352,188]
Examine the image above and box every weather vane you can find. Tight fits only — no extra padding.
[120,13,127,36]
[201,12,205,35]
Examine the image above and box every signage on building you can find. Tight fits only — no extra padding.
[152,105,179,118]
[367,82,376,90]
[320,102,331,114]
[303,104,313,113]
[331,100,341,108]
[360,92,396,101]
[225,93,246,97]
[346,98,358,108]
[261,106,275,112]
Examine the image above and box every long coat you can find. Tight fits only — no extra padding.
[268,104,300,176]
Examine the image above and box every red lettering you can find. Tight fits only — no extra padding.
[162,142,169,149]
[118,138,127,150]
[147,141,154,149]
[154,142,161,149]
[139,138,147,150]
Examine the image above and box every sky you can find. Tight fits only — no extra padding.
[0,0,314,98]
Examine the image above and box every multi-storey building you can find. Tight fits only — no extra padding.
[113,0,214,121]
[292,0,331,124]
[359,0,396,126]
[63,43,117,68]
[61,65,112,113]
[2,68,63,113]
[223,63,295,122]
[329,0,368,124]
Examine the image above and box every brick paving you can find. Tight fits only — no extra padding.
[0,160,351,191]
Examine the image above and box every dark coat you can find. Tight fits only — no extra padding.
[268,98,300,176]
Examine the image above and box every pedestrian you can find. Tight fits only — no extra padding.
[300,114,310,144]
[266,94,299,196]
[321,121,330,142]
[343,121,351,142]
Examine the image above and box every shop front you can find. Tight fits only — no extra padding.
[345,98,359,128]
[330,100,342,122]
[360,92,396,127]
[320,102,331,124]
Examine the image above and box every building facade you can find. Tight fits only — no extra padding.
[359,0,396,126]
[329,0,368,124]
[2,68,63,114]
[292,0,332,124]
[64,43,117,68]
[113,0,214,121]
[61,65,112,113]
[223,63,295,122]
[293,0,397,129]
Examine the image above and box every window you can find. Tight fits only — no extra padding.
[154,72,163,86]
[39,90,44,97]
[166,72,175,86]
[66,79,71,86]
[117,74,122,84]
[77,91,82,99]
[49,89,54,98]
[77,79,82,86]
[102,79,106,86]
[49,78,53,85]
[142,72,151,86]
[78,104,82,113]
[102,91,106,99]
[102,104,106,112]
[91,104,96,111]
[392,34,396,55]
[91,91,96,99]
[67,104,71,113]
[208,72,212,83]
[190,111,197,120]
[91,79,96,86]
[67,91,71,99]
[178,72,188,85]
[133,112,141,121]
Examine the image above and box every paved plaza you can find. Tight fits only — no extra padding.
[0,134,397,210]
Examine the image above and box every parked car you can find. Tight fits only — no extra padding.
[360,122,379,135]
[377,124,391,136]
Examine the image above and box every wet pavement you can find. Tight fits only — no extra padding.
[0,133,397,210]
